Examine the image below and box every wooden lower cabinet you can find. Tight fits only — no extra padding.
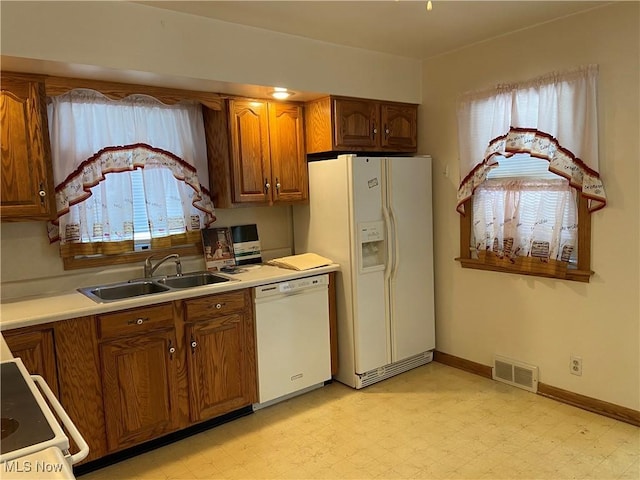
[0,285,299,463]
[100,329,180,452]
[54,316,108,463]
[183,290,257,423]
[3,324,59,396]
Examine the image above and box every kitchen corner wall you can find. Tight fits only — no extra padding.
[0,1,422,299]
[420,2,639,411]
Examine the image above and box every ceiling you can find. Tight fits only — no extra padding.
[136,1,609,60]
[1,1,610,100]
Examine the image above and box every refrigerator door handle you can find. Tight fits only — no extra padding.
[382,202,393,283]
[389,204,400,280]
[384,159,399,280]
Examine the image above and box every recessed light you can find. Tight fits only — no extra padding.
[270,87,293,100]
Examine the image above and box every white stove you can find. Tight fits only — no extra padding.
[0,358,89,479]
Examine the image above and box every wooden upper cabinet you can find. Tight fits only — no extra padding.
[0,73,55,221]
[206,98,308,207]
[334,98,379,149]
[380,102,418,150]
[228,99,271,204]
[305,95,418,155]
[268,102,307,203]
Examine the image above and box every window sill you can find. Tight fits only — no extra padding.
[63,244,202,270]
[456,255,592,283]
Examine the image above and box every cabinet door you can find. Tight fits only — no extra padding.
[3,326,59,396]
[100,330,179,452]
[54,316,108,463]
[380,103,417,151]
[268,102,308,203]
[0,74,55,220]
[228,99,271,203]
[333,98,379,149]
[186,313,256,422]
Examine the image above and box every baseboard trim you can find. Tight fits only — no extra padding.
[434,350,639,427]
[538,383,640,427]
[434,350,493,378]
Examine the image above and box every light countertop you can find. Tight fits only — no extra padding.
[0,264,339,331]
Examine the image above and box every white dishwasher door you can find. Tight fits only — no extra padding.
[254,274,331,405]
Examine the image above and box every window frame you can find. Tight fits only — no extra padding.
[456,192,592,282]
[44,75,222,270]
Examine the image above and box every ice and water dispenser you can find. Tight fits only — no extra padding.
[358,221,386,272]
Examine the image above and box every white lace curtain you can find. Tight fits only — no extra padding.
[456,65,606,216]
[472,178,578,262]
[47,89,215,247]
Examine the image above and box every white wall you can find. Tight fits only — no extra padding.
[420,2,639,410]
[0,1,422,298]
[0,1,421,103]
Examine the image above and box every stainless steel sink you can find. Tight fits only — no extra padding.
[78,272,232,303]
[157,272,230,289]
[79,280,171,303]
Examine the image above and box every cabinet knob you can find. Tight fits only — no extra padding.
[39,183,47,205]
[373,127,378,135]
[276,178,281,191]
[191,341,197,349]
[215,303,222,310]
[168,347,176,354]
[128,317,146,325]
[385,126,391,136]
[265,179,271,192]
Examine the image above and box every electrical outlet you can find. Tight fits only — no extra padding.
[570,355,582,376]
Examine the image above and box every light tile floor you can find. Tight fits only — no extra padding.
[80,363,639,480]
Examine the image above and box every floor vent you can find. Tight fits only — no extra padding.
[492,355,538,393]
[356,351,433,389]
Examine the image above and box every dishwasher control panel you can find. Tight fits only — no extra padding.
[254,274,329,299]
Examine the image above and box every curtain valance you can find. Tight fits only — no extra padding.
[47,143,215,243]
[456,65,606,214]
[47,89,215,246]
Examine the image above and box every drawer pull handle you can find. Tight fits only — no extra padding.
[128,317,147,325]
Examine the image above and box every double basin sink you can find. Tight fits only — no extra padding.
[79,271,232,303]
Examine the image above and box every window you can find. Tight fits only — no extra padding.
[455,66,606,282]
[47,89,216,269]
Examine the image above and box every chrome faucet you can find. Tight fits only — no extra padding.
[144,253,182,278]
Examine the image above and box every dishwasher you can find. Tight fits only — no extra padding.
[254,274,331,408]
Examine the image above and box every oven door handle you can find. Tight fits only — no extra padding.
[31,375,90,465]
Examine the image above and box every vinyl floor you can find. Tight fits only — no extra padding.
[80,362,639,479]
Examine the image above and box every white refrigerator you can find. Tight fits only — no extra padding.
[293,154,435,389]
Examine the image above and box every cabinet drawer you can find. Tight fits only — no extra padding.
[98,303,174,340]
[184,291,248,323]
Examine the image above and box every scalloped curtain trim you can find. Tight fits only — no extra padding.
[47,143,215,243]
[456,127,606,215]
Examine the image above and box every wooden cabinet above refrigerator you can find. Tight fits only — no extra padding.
[304,96,418,156]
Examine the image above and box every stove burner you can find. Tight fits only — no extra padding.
[1,417,19,439]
